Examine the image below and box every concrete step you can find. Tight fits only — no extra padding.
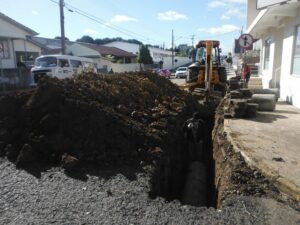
[248,85,263,90]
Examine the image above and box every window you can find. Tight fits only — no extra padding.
[59,59,69,67]
[70,60,82,68]
[0,39,10,59]
[292,25,300,75]
[35,56,57,67]
[264,38,271,70]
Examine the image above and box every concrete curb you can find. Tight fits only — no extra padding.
[224,119,300,202]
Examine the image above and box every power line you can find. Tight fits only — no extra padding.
[50,0,161,45]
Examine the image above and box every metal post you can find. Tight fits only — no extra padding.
[191,34,195,47]
[60,0,66,55]
[172,29,174,69]
[23,39,28,66]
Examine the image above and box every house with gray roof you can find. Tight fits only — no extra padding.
[0,12,42,70]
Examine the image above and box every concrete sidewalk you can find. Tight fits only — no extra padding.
[224,102,300,201]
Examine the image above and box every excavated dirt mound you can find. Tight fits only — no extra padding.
[0,72,200,172]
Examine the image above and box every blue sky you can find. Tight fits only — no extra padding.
[1,0,247,53]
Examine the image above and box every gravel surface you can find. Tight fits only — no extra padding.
[1,158,299,225]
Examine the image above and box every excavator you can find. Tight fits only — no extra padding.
[181,40,227,96]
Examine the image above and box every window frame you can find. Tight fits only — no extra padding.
[291,25,300,77]
[58,59,70,68]
[0,39,10,59]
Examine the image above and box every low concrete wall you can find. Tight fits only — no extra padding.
[0,69,33,91]
[160,56,192,70]
[111,63,141,73]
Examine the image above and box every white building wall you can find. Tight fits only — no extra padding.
[260,27,284,89]
[97,58,140,73]
[161,56,192,70]
[67,43,100,57]
[0,17,41,69]
[0,19,31,38]
[280,15,300,108]
[104,41,183,66]
[261,35,275,88]
[14,39,41,53]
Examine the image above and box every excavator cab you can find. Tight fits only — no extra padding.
[186,40,227,94]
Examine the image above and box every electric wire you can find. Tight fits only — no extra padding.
[49,0,161,45]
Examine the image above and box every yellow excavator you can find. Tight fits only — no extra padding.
[181,40,227,96]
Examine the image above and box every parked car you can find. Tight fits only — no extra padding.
[31,55,97,83]
[175,67,189,78]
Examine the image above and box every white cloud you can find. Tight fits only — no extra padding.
[31,10,39,16]
[158,11,188,21]
[208,1,227,8]
[110,15,137,23]
[225,0,246,4]
[198,24,240,34]
[221,15,230,20]
[221,8,246,19]
[84,28,99,35]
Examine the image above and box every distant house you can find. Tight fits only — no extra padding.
[66,42,139,73]
[103,40,173,62]
[80,43,137,64]
[247,0,300,108]
[0,12,41,69]
[29,36,64,55]
[104,41,191,69]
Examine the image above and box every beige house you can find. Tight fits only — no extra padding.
[0,12,41,69]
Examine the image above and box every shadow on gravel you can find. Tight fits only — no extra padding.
[17,160,141,182]
[16,162,56,179]
[64,163,141,182]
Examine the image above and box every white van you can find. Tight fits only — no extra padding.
[31,55,97,83]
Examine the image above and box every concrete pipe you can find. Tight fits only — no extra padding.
[181,161,207,207]
[251,89,279,101]
[251,94,276,111]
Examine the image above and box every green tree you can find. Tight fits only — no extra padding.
[54,36,70,41]
[138,45,153,65]
[76,35,94,44]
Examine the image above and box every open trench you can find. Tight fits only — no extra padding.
[149,102,219,208]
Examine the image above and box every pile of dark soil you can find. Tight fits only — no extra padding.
[0,72,199,171]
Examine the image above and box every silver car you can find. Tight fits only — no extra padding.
[175,67,189,78]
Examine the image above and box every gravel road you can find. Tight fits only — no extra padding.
[1,158,299,225]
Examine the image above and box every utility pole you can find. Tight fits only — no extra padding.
[191,34,195,47]
[59,0,66,54]
[172,29,174,69]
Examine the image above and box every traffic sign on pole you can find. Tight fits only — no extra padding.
[238,33,254,49]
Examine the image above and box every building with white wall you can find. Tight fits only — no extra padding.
[247,0,300,108]
[0,12,41,69]
[103,41,191,69]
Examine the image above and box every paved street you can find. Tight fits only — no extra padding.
[171,77,186,86]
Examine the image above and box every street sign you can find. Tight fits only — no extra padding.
[238,33,254,49]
